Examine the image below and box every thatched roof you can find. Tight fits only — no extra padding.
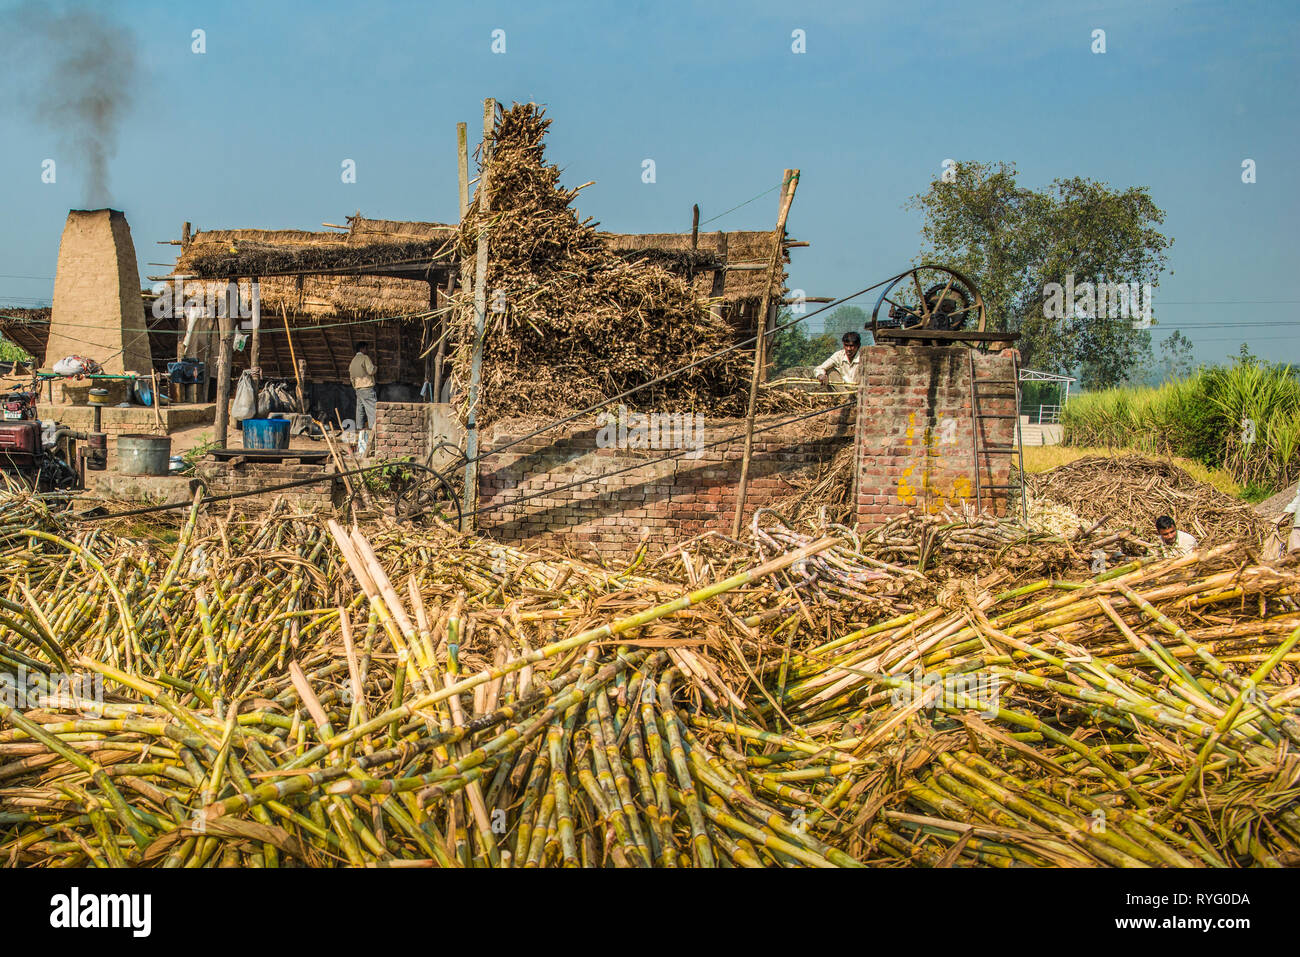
[600,230,786,301]
[0,304,177,372]
[173,214,459,281]
[0,307,51,360]
[168,214,786,321]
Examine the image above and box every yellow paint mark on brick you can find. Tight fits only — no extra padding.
[898,464,916,503]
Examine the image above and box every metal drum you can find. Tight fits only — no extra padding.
[241,418,290,450]
[117,434,172,475]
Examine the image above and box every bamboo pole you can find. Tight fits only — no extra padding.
[249,279,261,373]
[731,169,800,538]
[457,122,471,220]
[150,371,164,432]
[280,304,307,415]
[461,99,496,531]
[213,294,234,450]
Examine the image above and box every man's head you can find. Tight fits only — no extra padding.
[355,343,368,355]
[1155,515,1177,544]
[841,331,861,360]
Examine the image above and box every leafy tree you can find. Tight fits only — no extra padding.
[767,319,814,373]
[907,161,1172,389]
[821,305,868,339]
[1158,330,1195,382]
[767,312,841,375]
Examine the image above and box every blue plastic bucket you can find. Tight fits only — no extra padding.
[241,418,290,450]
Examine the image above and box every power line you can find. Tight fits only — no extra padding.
[697,182,786,228]
[475,400,855,517]
[468,271,912,465]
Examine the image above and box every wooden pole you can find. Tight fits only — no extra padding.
[249,278,261,373]
[281,304,307,414]
[457,122,471,219]
[452,121,472,403]
[213,292,234,450]
[730,169,800,538]
[433,273,454,402]
[150,370,164,432]
[461,99,495,530]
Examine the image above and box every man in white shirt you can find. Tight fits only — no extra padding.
[1154,514,1197,558]
[815,332,862,391]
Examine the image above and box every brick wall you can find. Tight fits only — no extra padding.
[477,407,855,559]
[373,402,464,470]
[374,402,427,460]
[51,405,214,469]
[854,346,1018,526]
[196,459,343,510]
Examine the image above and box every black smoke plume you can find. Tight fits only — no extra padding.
[1,2,139,207]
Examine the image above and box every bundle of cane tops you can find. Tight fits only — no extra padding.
[449,103,816,427]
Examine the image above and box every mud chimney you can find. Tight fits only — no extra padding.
[48,209,152,378]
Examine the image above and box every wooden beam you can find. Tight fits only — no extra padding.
[731,169,800,539]
[434,272,455,403]
[320,322,341,379]
[213,297,234,450]
[457,122,471,219]
[461,98,495,530]
[249,278,262,373]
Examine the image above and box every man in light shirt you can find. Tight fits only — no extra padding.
[815,332,862,391]
[349,342,378,435]
[1154,514,1197,558]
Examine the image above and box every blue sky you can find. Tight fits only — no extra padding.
[1,0,1296,367]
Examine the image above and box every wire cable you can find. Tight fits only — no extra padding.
[464,270,911,466]
[472,399,855,518]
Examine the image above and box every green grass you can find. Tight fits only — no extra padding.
[1059,361,1300,497]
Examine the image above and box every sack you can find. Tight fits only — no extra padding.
[231,371,257,423]
[52,355,102,378]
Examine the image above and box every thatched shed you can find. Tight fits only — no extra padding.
[163,213,789,387]
[0,304,177,374]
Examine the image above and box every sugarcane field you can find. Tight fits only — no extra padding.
[0,2,1297,933]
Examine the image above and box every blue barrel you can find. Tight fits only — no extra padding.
[241,418,290,450]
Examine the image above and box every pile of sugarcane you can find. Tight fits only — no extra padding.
[748,544,1300,866]
[448,102,816,427]
[1,489,1298,867]
[1027,454,1267,545]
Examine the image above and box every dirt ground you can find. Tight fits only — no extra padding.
[166,418,346,459]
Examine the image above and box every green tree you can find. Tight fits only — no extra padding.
[821,305,868,339]
[906,161,1172,389]
[767,318,814,373]
[1158,330,1195,382]
[767,311,840,375]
